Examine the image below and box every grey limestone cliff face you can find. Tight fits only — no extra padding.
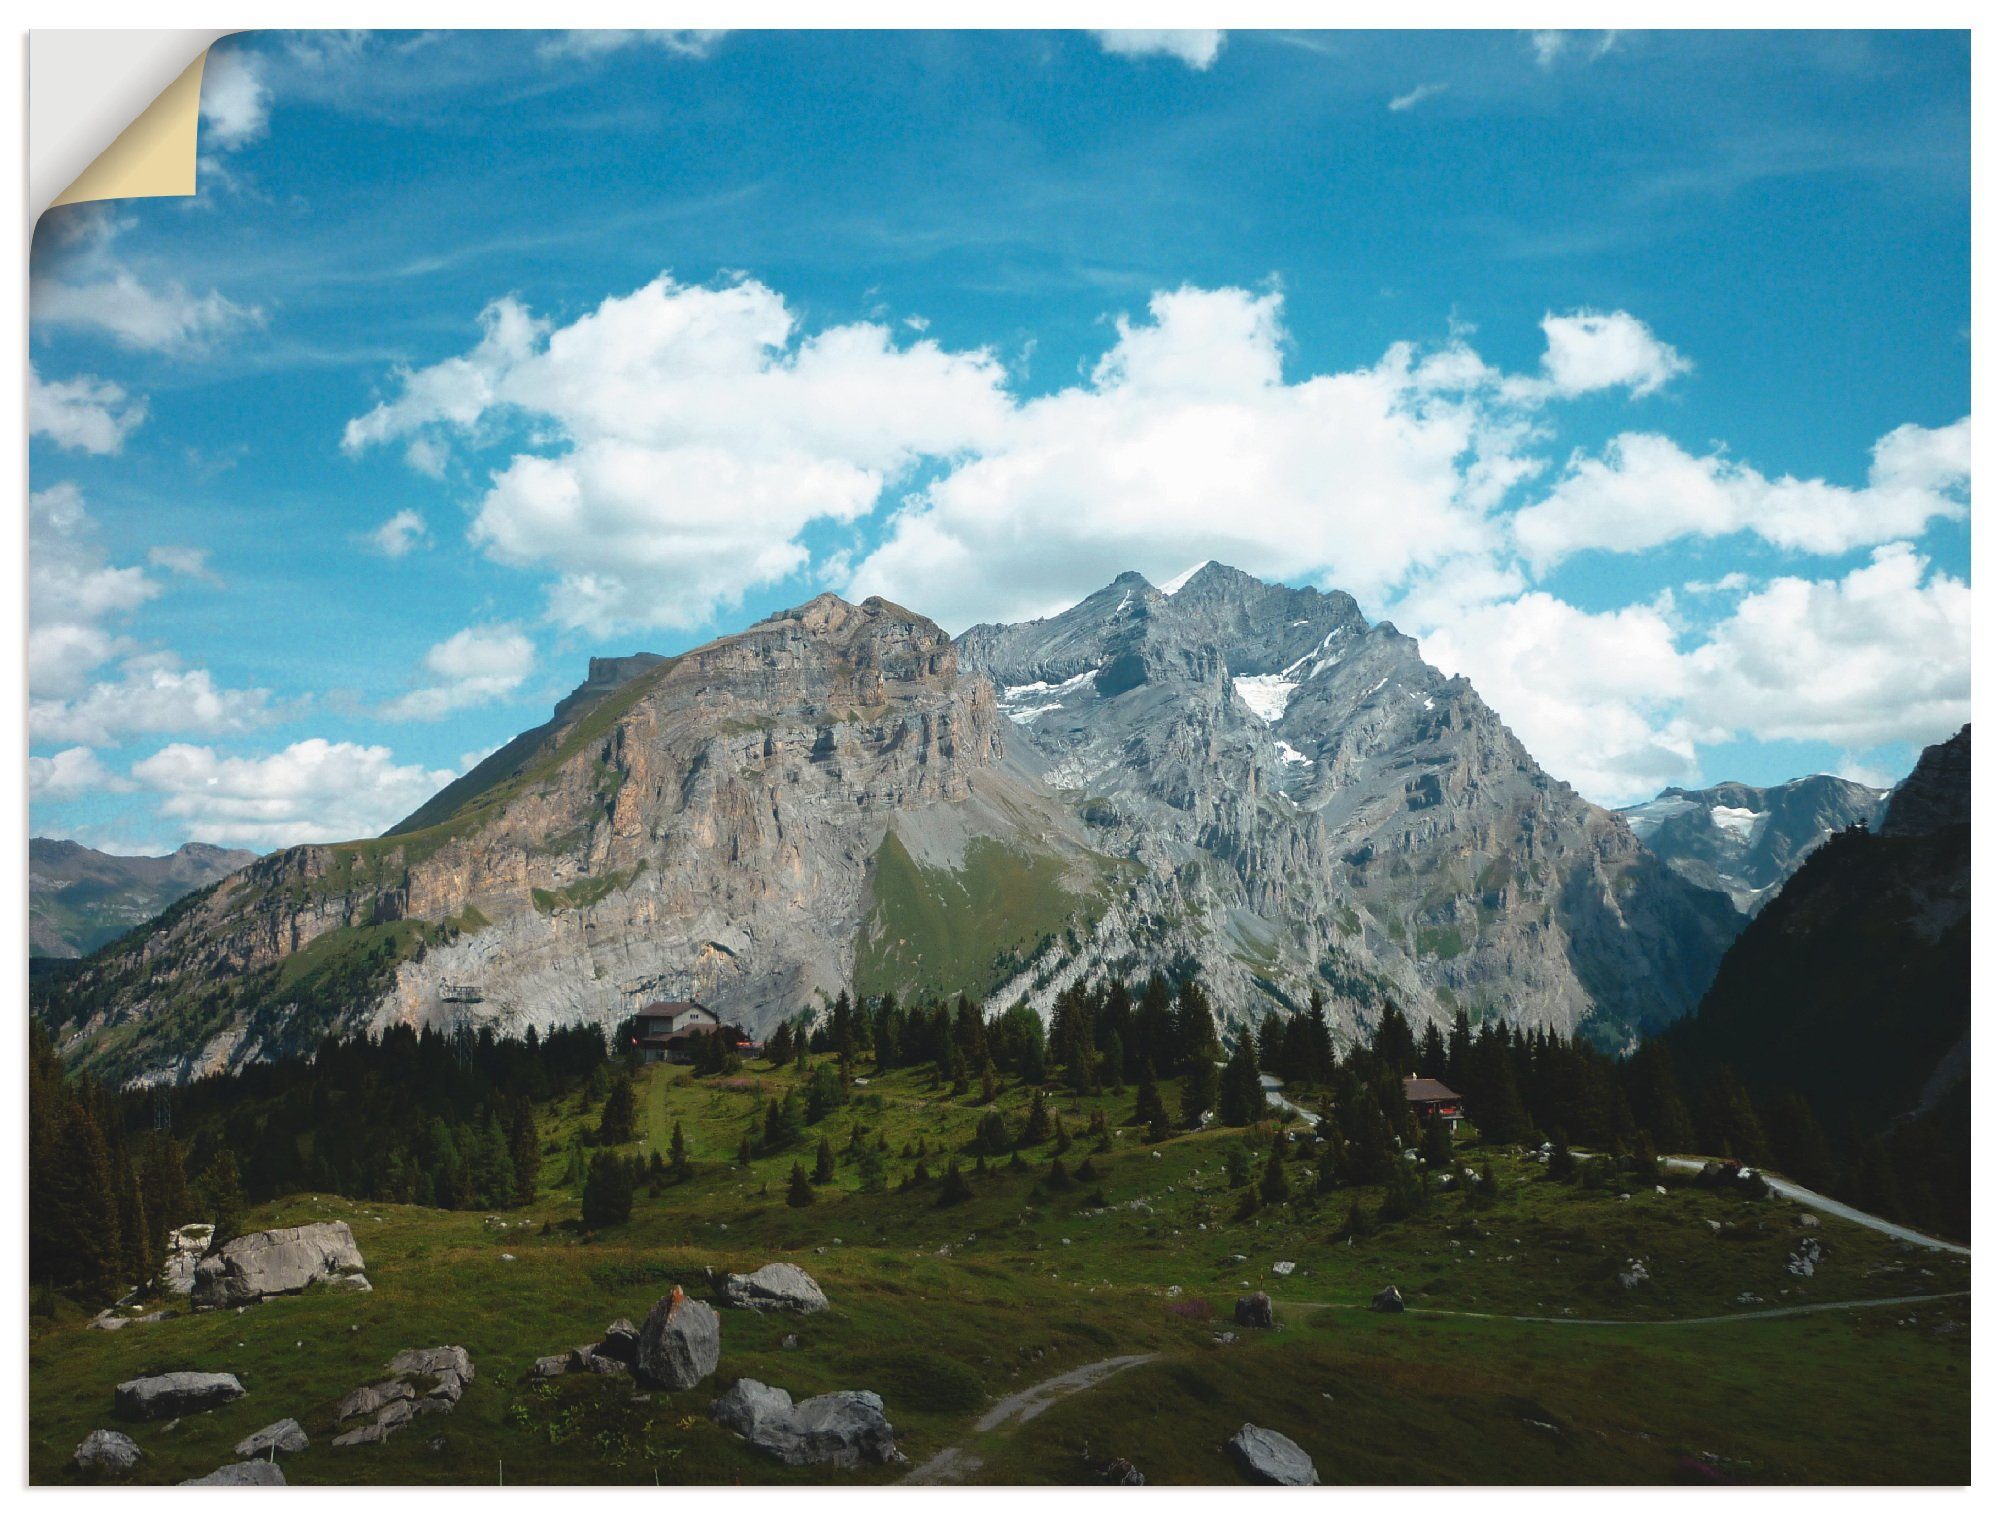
[42,594,1095,1082]
[959,562,1740,1045]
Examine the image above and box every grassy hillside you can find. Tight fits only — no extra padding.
[30,1057,1968,1486]
[853,834,1099,1002]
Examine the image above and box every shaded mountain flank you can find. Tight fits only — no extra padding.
[28,838,258,959]
[1659,726,1969,1237]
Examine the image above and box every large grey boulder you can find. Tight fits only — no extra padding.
[1229,1424,1318,1485]
[72,1428,142,1477]
[182,1461,286,1485]
[711,1378,902,1467]
[235,1417,309,1458]
[636,1290,721,1390]
[114,1370,245,1420]
[721,1262,830,1314]
[1371,1285,1405,1313]
[191,1221,366,1308]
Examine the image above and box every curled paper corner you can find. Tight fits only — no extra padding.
[32,30,232,215]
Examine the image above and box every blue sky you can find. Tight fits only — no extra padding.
[28,28,1970,851]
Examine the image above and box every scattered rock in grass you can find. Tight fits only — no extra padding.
[721,1262,829,1314]
[1271,1260,1296,1277]
[780,1334,801,1350]
[529,1355,568,1380]
[1799,1214,1820,1229]
[191,1221,367,1309]
[1735,1292,1762,1306]
[334,1347,474,1447]
[1786,1239,1823,1278]
[1101,1457,1145,1485]
[73,1429,142,1478]
[114,1371,245,1421]
[1370,1285,1404,1314]
[1705,1220,1723,1234]
[710,1378,903,1467]
[181,1461,285,1486]
[599,1318,641,1364]
[1234,1291,1275,1328]
[1618,1258,1650,1290]
[636,1288,722,1390]
[1228,1423,1318,1485]
[234,1418,308,1458]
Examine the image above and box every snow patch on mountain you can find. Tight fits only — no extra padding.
[1709,804,1765,840]
[1159,560,1212,596]
[999,668,1097,724]
[1233,673,1300,723]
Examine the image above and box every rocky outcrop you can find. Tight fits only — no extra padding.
[114,1371,244,1420]
[1229,1423,1318,1485]
[234,1418,309,1459]
[1880,725,1970,836]
[636,1289,721,1390]
[181,1461,286,1486]
[160,1222,213,1295]
[191,1221,367,1308]
[711,1378,902,1467]
[721,1263,829,1314]
[72,1429,142,1477]
[1233,1291,1274,1328]
[332,1346,473,1448]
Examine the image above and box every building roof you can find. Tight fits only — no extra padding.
[1402,1076,1463,1103]
[638,999,711,1018]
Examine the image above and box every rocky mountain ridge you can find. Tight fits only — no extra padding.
[29,839,259,959]
[1618,775,1890,914]
[39,567,1748,1085]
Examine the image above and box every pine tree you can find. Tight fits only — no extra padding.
[813,1136,836,1185]
[508,1100,542,1206]
[198,1147,246,1252]
[1133,1062,1169,1135]
[669,1120,692,1183]
[1420,1116,1454,1169]
[786,1161,815,1207]
[1181,1059,1218,1129]
[1219,1036,1263,1125]
[937,1160,973,1206]
[1260,1137,1291,1205]
[597,1074,638,1146]
[581,1152,634,1227]
[1022,1089,1053,1145]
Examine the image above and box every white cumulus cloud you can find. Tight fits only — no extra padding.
[367,508,431,558]
[29,365,147,453]
[848,286,1535,628]
[201,45,270,149]
[1093,30,1225,69]
[31,655,274,748]
[381,624,537,722]
[1512,416,1970,570]
[31,210,260,354]
[1529,309,1691,399]
[131,739,460,850]
[29,746,131,800]
[343,274,1013,632]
